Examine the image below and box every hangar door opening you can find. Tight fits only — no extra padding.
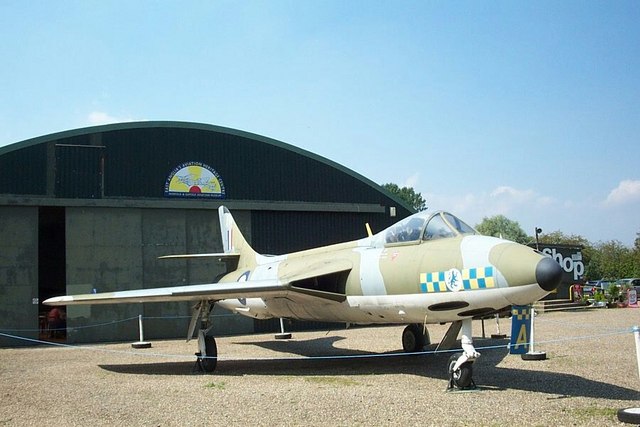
[38,206,66,339]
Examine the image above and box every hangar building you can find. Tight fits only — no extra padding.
[0,122,412,346]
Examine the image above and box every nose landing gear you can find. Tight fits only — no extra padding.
[441,319,480,391]
[447,353,476,390]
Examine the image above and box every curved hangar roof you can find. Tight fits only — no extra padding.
[0,121,411,212]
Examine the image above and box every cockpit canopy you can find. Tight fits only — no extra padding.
[383,211,477,245]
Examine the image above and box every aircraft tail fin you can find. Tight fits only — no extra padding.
[218,206,258,267]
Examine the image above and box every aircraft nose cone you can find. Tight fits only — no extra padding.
[536,256,563,292]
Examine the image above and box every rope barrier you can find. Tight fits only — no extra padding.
[0,312,241,334]
[0,316,139,333]
[0,324,636,363]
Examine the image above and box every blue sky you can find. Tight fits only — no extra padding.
[1,1,639,245]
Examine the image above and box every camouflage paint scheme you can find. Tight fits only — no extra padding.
[46,206,560,327]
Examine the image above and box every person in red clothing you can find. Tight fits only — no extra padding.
[47,307,66,338]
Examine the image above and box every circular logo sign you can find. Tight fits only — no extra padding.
[164,161,225,198]
[445,268,463,292]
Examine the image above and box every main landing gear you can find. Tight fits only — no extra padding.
[402,323,431,352]
[196,330,218,373]
[191,301,218,373]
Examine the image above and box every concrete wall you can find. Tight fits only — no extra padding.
[65,207,254,344]
[0,207,38,347]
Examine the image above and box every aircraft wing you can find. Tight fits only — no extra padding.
[158,252,240,260]
[43,280,286,306]
[44,259,353,307]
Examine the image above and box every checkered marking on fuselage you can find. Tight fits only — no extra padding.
[419,266,495,293]
[511,306,530,320]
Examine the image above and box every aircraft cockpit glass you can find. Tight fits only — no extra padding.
[382,211,476,245]
[442,213,476,235]
[385,216,426,244]
[423,214,455,240]
[422,212,477,241]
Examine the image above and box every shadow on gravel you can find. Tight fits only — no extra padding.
[98,336,640,401]
[474,345,640,401]
[482,366,640,401]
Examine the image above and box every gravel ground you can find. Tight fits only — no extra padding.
[1,308,639,426]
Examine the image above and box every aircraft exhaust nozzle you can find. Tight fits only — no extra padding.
[535,256,563,292]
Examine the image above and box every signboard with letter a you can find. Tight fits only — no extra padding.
[510,305,531,354]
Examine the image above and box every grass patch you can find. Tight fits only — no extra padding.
[204,381,226,390]
[304,376,360,387]
[570,407,617,420]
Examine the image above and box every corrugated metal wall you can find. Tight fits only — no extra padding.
[1,124,408,215]
[55,145,104,198]
[0,144,47,195]
[251,210,396,255]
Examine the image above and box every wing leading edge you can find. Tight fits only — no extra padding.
[44,259,354,307]
[43,280,287,306]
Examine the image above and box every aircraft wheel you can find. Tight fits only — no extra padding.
[617,407,640,424]
[200,335,218,373]
[448,353,473,389]
[402,324,426,352]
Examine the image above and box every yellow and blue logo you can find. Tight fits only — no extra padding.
[164,161,225,199]
[419,266,495,293]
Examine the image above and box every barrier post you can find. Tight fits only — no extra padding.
[131,314,152,349]
[521,306,546,360]
[275,318,292,339]
[634,326,640,379]
[491,313,507,339]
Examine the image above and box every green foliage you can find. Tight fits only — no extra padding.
[586,239,639,280]
[539,230,590,247]
[381,183,427,212]
[607,284,621,303]
[593,291,606,302]
[475,215,530,244]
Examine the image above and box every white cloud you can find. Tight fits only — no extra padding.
[87,111,139,126]
[424,184,638,245]
[603,180,640,207]
[425,185,557,229]
[489,186,535,203]
[402,172,420,189]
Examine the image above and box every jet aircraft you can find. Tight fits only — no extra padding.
[45,206,562,389]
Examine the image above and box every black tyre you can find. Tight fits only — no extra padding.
[617,407,640,424]
[448,353,473,389]
[200,335,218,373]
[402,324,426,352]
[521,351,546,361]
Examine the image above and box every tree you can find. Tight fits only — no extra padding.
[586,240,636,280]
[539,230,590,247]
[382,183,427,212]
[475,215,530,244]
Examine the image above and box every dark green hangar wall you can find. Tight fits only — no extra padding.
[0,121,413,346]
[0,121,400,206]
